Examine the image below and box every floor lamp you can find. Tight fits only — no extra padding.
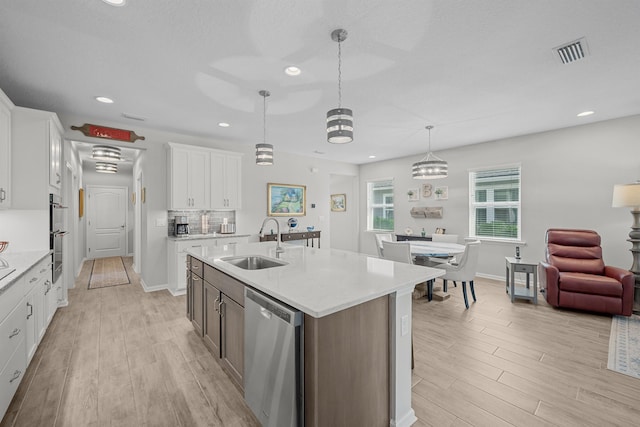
[612,181,640,313]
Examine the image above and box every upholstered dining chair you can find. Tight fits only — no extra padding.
[431,234,459,243]
[439,240,481,309]
[381,240,413,263]
[375,233,393,258]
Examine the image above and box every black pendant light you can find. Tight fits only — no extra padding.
[412,126,448,179]
[327,29,353,144]
[256,90,273,165]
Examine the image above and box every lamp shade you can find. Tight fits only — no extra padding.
[96,162,117,173]
[92,145,121,161]
[255,143,273,165]
[612,182,640,208]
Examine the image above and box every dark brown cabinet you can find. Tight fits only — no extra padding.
[189,257,204,336]
[201,264,245,388]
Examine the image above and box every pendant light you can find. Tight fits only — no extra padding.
[412,125,448,179]
[96,162,117,174]
[327,29,353,144]
[92,145,121,161]
[255,89,273,165]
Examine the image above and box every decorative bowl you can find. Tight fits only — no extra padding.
[306,226,314,232]
[0,241,8,254]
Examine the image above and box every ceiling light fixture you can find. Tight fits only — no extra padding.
[327,29,353,144]
[412,125,448,179]
[218,122,230,128]
[369,155,376,159]
[577,110,594,117]
[284,66,301,76]
[95,162,118,173]
[92,145,121,161]
[101,0,126,6]
[256,90,273,166]
[95,96,114,104]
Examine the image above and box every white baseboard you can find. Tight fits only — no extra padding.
[76,258,87,277]
[140,278,168,293]
[168,288,187,297]
[57,299,69,307]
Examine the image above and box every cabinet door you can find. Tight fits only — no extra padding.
[24,288,37,362]
[37,280,49,341]
[48,119,61,190]
[203,282,221,356]
[188,150,210,209]
[210,152,226,208]
[224,154,242,209]
[170,148,190,209]
[221,295,244,386]
[0,94,11,208]
[191,273,204,336]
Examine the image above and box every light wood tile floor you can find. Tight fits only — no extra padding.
[2,259,640,426]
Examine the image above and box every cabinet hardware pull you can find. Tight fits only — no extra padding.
[27,302,33,319]
[9,370,22,383]
[214,296,220,313]
[40,268,48,273]
[219,300,225,318]
[0,188,5,201]
[9,328,20,339]
[30,277,38,283]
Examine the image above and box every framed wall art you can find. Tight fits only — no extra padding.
[435,186,448,200]
[407,188,419,201]
[330,193,346,212]
[267,183,306,216]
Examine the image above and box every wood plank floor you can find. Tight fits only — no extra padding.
[2,259,640,426]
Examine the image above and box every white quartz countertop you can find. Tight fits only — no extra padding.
[167,233,251,241]
[0,250,52,294]
[186,242,444,318]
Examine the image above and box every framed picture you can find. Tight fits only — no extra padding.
[330,193,346,212]
[435,227,446,234]
[267,183,306,216]
[407,188,419,201]
[435,186,448,200]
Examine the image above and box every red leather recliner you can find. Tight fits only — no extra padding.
[539,229,634,316]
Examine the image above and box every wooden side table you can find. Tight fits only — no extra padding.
[260,231,321,248]
[505,257,538,304]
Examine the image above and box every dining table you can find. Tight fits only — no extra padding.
[408,241,466,300]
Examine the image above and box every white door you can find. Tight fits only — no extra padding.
[87,186,127,259]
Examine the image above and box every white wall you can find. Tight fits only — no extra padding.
[329,174,359,252]
[58,112,358,289]
[359,115,640,280]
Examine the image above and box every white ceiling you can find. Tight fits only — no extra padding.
[1,0,639,165]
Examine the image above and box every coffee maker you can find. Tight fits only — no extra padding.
[175,216,189,236]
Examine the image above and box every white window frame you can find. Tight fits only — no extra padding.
[367,178,394,231]
[468,164,522,242]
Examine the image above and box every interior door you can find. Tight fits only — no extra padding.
[86,186,127,259]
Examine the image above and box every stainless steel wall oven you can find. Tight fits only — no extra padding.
[49,194,67,283]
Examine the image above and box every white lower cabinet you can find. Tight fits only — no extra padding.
[167,237,249,295]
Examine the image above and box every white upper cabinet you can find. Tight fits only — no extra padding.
[167,143,211,210]
[12,107,64,209]
[0,88,14,209]
[211,151,242,209]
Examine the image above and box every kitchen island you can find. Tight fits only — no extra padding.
[186,241,444,427]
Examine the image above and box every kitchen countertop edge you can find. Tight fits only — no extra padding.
[0,250,52,294]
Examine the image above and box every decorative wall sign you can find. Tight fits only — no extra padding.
[71,123,145,142]
[422,183,433,198]
[330,193,346,212]
[268,183,306,216]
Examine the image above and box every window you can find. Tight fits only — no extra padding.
[469,166,521,240]
[367,179,394,231]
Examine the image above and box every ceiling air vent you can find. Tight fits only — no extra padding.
[554,37,589,64]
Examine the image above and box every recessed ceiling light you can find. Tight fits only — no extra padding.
[101,0,126,6]
[577,110,594,117]
[284,66,301,76]
[218,122,230,128]
[95,96,114,104]
[368,155,376,159]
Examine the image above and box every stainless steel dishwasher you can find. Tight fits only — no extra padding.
[244,288,303,427]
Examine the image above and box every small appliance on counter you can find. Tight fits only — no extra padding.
[0,242,15,281]
[219,217,235,234]
[175,216,190,236]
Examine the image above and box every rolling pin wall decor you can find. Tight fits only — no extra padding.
[71,123,145,142]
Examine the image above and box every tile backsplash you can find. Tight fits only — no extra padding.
[167,210,236,236]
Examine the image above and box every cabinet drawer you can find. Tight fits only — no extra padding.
[0,301,26,373]
[0,337,27,420]
[190,258,204,278]
[0,278,24,324]
[513,263,535,273]
[203,264,244,306]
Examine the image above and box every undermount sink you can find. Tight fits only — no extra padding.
[220,255,287,270]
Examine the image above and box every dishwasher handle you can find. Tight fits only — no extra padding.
[245,288,302,327]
